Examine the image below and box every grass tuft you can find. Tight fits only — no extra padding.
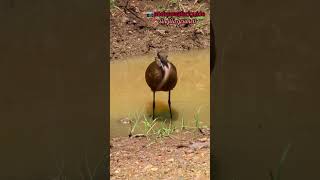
[127,106,207,138]
[194,106,203,130]
[110,0,115,9]
[269,144,291,180]
[181,115,186,130]
[155,119,175,138]
[142,115,158,136]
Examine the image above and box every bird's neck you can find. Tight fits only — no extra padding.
[157,62,171,90]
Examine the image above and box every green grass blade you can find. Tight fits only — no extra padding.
[274,143,291,180]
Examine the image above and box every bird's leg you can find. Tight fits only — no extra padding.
[153,91,155,120]
[168,90,172,119]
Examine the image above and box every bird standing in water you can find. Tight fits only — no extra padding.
[145,50,178,120]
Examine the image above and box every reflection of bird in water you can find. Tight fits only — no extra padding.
[145,50,178,120]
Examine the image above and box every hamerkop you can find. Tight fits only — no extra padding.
[145,50,178,120]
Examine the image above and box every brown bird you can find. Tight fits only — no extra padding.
[145,50,178,120]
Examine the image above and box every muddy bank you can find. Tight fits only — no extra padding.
[110,0,210,60]
[110,129,210,180]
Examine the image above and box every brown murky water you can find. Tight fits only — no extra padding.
[110,49,210,137]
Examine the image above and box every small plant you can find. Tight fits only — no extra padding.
[127,106,207,138]
[196,22,206,29]
[142,115,158,136]
[110,0,115,9]
[194,107,202,129]
[195,16,205,21]
[155,119,175,138]
[128,117,139,137]
[128,111,143,137]
[169,0,178,4]
[156,5,166,11]
[180,115,186,130]
[269,144,291,180]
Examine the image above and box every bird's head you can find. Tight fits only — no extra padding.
[157,50,169,67]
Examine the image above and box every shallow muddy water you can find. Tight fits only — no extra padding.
[110,49,210,137]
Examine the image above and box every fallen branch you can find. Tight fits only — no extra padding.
[130,134,146,138]
[176,144,189,148]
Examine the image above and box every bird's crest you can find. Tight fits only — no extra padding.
[156,50,168,60]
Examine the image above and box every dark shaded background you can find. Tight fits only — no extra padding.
[0,0,108,179]
[213,0,320,179]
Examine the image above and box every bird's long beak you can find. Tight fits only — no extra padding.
[160,58,169,68]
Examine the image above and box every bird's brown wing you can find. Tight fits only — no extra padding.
[145,61,164,91]
[162,62,178,91]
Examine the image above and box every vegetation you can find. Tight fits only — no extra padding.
[110,0,115,9]
[127,107,207,139]
[51,152,105,180]
[230,144,291,180]
[269,144,291,180]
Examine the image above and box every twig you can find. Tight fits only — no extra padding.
[195,3,205,11]
[146,121,158,135]
[131,134,146,138]
[198,128,205,135]
[126,8,147,23]
[125,0,130,9]
[84,152,93,180]
[146,141,156,147]
[169,134,180,140]
[178,0,186,12]
[114,5,122,12]
[177,144,189,148]
[167,134,177,140]
[114,5,126,16]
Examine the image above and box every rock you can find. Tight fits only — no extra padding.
[198,137,208,142]
[195,29,204,35]
[189,142,210,150]
[135,7,140,13]
[151,20,159,28]
[195,174,209,180]
[119,117,131,124]
[181,44,191,50]
[121,17,130,24]
[143,164,153,171]
[186,149,194,154]
[156,29,166,35]
[151,167,158,171]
